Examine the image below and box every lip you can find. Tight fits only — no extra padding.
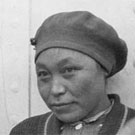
[50,102,73,110]
[51,102,71,107]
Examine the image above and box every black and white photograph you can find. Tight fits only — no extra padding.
[0,0,135,135]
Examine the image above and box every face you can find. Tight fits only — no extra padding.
[36,48,108,123]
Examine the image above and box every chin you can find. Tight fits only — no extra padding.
[54,111,84,123]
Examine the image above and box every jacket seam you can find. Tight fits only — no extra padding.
[44,113,53,135]
[116,106,128,135]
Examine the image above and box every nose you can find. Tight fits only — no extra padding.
[50,77,66,97]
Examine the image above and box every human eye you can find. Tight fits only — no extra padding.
[61,66,81,74]
[37,70,50,80]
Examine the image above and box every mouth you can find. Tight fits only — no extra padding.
[50,102,73,110]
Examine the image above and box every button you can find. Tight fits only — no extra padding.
[75,123,83,130]
[99,124,103,127]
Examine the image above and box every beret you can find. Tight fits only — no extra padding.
[31,11,128,77]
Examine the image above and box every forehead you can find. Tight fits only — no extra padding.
[36,48,98,68]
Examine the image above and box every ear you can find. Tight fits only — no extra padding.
[96,63,108,79]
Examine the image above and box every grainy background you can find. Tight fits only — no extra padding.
[0,0,135,134]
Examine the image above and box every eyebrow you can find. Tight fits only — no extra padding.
[36,57,74,69]
[57,57,74,67]
[36,63,48,71]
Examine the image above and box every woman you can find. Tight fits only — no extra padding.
[10,11,135,135]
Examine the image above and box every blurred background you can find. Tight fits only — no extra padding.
[0,0,135,134]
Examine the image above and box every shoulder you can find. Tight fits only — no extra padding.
[118,108,135,135]
[108,94,135,124]
[126,107,135,123]
[9,112,52,135]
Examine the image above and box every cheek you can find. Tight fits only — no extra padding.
[73,78,100,111]
[72,76,94,97]
[37,80,50,102]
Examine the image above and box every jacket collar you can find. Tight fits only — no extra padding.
[44,94,127,135]
[98,94,127,135]
[45,113,63,135]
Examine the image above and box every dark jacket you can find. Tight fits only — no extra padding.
[10,94,135,135]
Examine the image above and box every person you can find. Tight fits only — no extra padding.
[117,118,135,135]
[10,11,135,135]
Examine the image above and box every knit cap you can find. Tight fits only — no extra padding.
[31,11,128,77]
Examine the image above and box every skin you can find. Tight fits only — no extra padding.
[36,48,110,123]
